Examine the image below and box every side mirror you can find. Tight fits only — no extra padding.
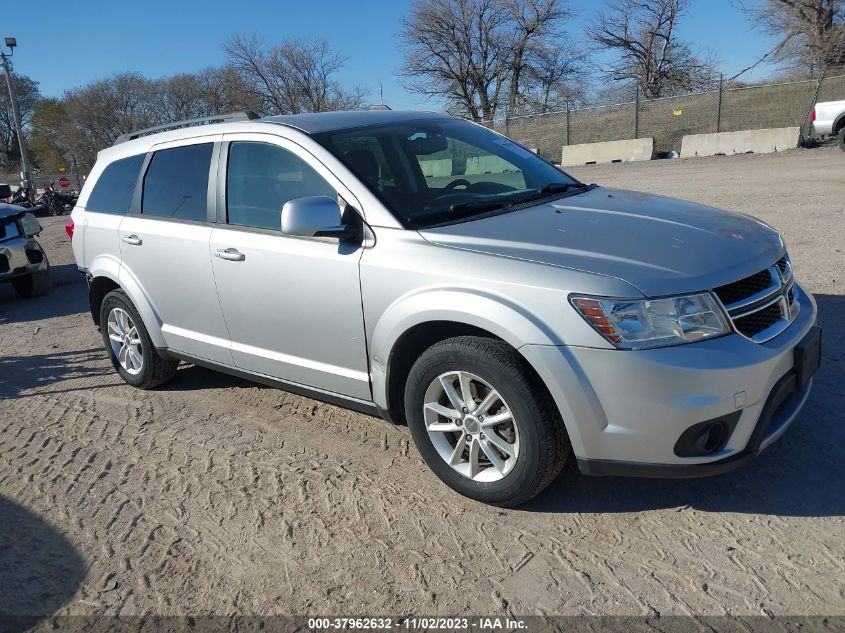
[280,196,362,243]
[0,184,12,199]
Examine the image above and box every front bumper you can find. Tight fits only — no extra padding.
[0,238,48,282]
[521,283,818,476]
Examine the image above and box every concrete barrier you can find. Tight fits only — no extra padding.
[418,158,453,178]
[466,155,515,174]
[561,138,653,167]
[680,127,800,158]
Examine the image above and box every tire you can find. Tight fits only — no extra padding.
[838,127,845,152]
[100,289,178,389]
[11,266,51,298]
[404,336,569,507]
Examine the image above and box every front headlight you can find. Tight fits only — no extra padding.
[570,293,731,350]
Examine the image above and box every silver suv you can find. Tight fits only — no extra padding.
[69,110,821,506]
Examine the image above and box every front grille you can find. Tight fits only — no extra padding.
[733,301,783,338]
[714,268,776,306]
[714,254,798,343]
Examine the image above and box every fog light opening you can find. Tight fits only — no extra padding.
[701,421,726,453]
[674,412,741,458]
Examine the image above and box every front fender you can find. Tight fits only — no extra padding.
[369,286,564,410]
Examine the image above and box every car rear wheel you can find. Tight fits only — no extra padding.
[100,289,178,389]
[11,265,51,298]
[838,127,845,152]
[404,336,569,507]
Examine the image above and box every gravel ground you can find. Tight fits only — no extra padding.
[1,147,843,620]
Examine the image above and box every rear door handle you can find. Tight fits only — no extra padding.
[215,248,245,262]
[121,234,142,246]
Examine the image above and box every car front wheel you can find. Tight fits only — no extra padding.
[404,336,569,507]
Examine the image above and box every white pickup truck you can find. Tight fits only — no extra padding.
[812,99,845,150]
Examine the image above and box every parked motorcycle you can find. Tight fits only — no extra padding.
[8,187,47,216]
[36,183,76,216]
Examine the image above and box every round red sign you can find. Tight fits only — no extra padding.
[58,176,70,188]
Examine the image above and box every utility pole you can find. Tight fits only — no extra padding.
[1,37,33,200]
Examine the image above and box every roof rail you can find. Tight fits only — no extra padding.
[112,111,261,145]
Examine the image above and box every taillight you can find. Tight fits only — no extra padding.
[811,107,816,122]
[65,216,74,239]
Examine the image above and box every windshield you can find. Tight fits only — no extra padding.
[313,118,584,227]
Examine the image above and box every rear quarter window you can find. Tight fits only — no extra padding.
[85,154,145,214]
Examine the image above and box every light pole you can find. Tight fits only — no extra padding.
[0,37,34,200]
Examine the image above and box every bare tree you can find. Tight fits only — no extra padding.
[30,98,69,172]
[744,0,844,76]
[0,72,40,169]
[399,0,512,121]
[586,0,718,99]
[400,0,576,121]
[501,0,573,116]
[520,42,588,112]
[224,35,367,114]
[153,68,262,122]
[57,73,161,167]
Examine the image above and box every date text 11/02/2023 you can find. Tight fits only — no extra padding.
[307,617,528,630]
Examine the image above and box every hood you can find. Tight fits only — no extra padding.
[0,202,26,219]
[419,187,785,297]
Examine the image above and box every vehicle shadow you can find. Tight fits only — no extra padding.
[0,264,87,324]
[0,348,117,400]
[527,293,845,518]
[0,495,86,631]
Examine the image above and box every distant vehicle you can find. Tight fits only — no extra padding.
[0,185,51,298]
[812,99,845,151]
[69,110,819,506]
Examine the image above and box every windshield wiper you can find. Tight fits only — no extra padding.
[409,191,535,226]
[409,183,591,227]
[538,181,588,195]
[409,201,513,227]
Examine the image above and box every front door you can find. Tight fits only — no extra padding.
[209,135,370,400]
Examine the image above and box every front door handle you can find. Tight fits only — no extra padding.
[121,234,142,246]
[215,248,245,262]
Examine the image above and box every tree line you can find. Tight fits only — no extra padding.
[2,0,842,176]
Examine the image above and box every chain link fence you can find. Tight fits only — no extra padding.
[483,72,845,162]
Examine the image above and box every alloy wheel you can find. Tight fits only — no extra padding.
[106,308,143,375]
[422,371,520,482]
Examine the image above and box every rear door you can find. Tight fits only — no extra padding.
[209,133,370,399]
[80,153,146,273]
[118,137,234,365]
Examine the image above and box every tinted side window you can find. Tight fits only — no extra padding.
[142,143,213,221]
[86,154,145,214]
[226,142,335,231]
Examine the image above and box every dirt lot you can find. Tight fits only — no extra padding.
[1,147,843,620]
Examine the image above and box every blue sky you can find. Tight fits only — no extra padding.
[2,0,778,110]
